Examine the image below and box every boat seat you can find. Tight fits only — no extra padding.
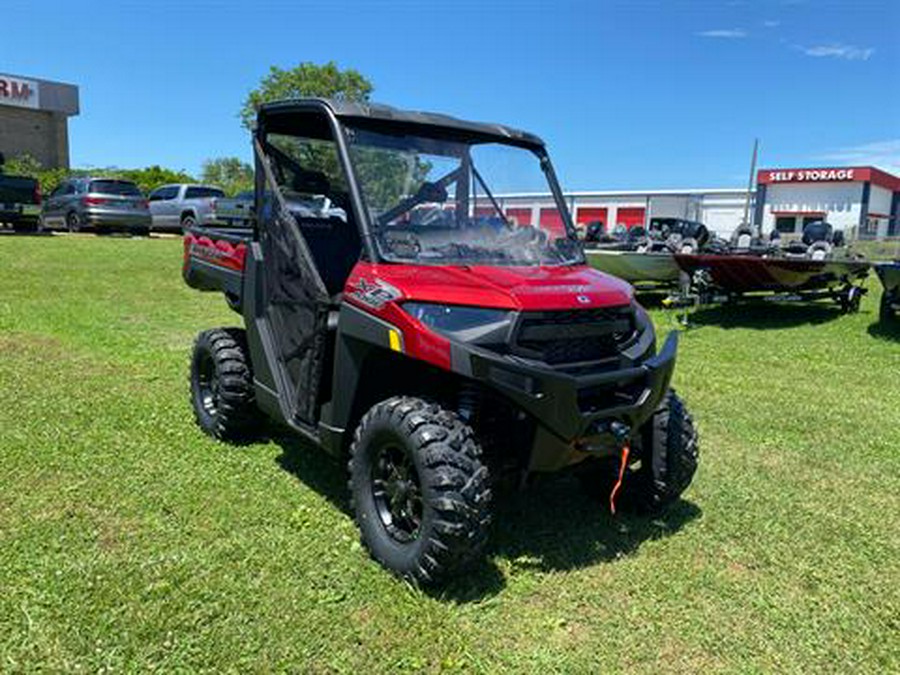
[808,241,832,261]
[736,233,752,249]
[680,237,699,254]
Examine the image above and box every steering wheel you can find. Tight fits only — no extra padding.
[376,179,451,227]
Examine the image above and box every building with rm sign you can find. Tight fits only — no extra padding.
[0,72,79,169]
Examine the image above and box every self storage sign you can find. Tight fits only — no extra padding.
[763,168,856,183]
[0,75,39,109]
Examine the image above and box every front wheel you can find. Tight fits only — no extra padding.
[349,397,492,585]
[579,390,699,513]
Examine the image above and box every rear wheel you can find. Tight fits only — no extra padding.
[882,290,897,323]
[190,327,260,441]
[66,211,82,233]
[579,390,698,513]
[349,397,492,585]
[181,214,197,231]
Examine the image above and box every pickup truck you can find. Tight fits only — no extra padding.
[148,183,252,233]
[0,174,41,232]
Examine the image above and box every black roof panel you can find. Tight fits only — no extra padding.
[258,98,545,149]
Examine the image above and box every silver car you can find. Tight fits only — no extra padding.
[41,177,151,235]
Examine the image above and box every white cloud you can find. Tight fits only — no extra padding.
[697,28,747,38]
[817,140,900,173]
[800,43,874,61]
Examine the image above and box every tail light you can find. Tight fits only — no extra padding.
[82,196,109,206]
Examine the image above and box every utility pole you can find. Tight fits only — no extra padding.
[742,138,759,236]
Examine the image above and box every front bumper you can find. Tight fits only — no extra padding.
[462,330,678,445]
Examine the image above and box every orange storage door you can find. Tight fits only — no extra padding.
[539,208,566,237]
[576,207,608,228]
[505,207,533,227]
[616,207,645,229]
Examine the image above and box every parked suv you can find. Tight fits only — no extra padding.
[41,177,151,235]
[148,183,253,232]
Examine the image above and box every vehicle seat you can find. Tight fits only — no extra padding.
[294,215,361,298]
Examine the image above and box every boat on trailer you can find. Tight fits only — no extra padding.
[669,221,871,313]
[587,220,711,287]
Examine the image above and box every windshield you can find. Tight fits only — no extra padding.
[346,127,582,266]
[89,180,142,197]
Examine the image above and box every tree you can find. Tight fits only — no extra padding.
[114,165,196,194]
[201,157,254,196]
[0,153,68,194]
[240,61,429,215]
[240,61,373,129]
[0,153,194,195]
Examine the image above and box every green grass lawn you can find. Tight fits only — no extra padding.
[1,235,898,673]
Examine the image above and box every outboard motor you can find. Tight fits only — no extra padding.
[802,220,833,245]
[832,229,846,248]
[584,221,605,243]
[680,221,710,251]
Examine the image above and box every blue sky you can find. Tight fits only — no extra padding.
[3,0,898,190]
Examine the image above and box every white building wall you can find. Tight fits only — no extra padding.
[762,183,863,234]
[498,189,749,236]
[700,194,751,237]
[870,185,893,215]
[868,185,894,238]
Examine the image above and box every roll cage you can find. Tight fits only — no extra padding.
[252,98,579,263]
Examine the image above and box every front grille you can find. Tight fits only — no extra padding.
[512,306,637,366]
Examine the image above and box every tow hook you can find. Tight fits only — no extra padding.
[608,421,631,515]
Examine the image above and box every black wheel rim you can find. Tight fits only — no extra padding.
[196,351,219,417]
[372,443,423,543]
[67,213,78,232]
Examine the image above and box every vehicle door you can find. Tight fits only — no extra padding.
[42,183,65,225]
[148,185,179,230]
[249,109,355,427]
[47,181,75,225]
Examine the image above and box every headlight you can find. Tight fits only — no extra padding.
[402,303,512,335]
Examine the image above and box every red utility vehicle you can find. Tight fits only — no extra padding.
[183,99,699,583]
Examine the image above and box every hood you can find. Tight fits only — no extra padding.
[347,262,634,311]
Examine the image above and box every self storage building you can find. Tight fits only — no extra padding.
[753,166,900,239]
[491,165,899,241]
